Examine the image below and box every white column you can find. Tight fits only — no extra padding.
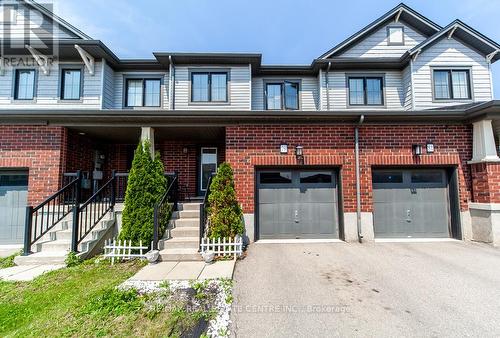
[140,127,155,158]
[469,119,500,163]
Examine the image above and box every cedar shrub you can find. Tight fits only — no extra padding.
[207,162,244,239]
[120,140,169,246]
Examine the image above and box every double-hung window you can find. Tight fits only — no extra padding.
[265,81,299,110]
[191,72,228,102]
[125,78,161,107]
[348,76,383,106]
[433,69,471,100]
[61,69,82,100]
[14,69,36,100]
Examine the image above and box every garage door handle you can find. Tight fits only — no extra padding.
[294,210,299,223]
[406,209,411,223]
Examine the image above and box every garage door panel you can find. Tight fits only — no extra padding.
[372,169,450,238]
[0,172,28,244]
[258,169,339,239]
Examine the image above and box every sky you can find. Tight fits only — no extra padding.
[51,0,500,98]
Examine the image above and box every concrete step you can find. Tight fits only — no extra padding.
[14,251,67,266]
[179,203,202,211]
[171,218,199,228]
[172,209,200,219]
[159,248,202,261]
[36,239,71,252]
[163,237,199,249]
[170,226,199,238]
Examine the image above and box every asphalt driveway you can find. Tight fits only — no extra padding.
[230,241,500,337]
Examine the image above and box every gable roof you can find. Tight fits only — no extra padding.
[407,19,500,62]
[21,0,92,40]
[319,3,441,59]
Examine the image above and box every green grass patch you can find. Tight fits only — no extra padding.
[0,259,207,337]
[0,251,20,269]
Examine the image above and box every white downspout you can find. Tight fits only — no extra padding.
[169,55,175,110]
[326,62,332,111]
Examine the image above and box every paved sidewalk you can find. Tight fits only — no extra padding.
[129,260,236,281]
[0,264,64,281]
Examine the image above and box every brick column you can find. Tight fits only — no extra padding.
[471,162,500,203]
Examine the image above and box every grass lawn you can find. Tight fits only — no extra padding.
[0,259,206,337]
[0,252,19,269]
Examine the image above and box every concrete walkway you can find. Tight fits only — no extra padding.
[0,264,64,282]
[231,241,500,337]
[129,260,236,281]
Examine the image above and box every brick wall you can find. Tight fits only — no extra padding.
[225,124,473,213]
[0,125,66,205]
[471,162,500,203]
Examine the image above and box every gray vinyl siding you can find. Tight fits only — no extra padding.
[0,61,102,109]
[0,3,80,40]
[112,71,169,109]
[340,21,426,58]
[402,64,413,110]
[102,62,115,109]
[320,71,405,110]
[412,37,493,110]
[251,76,319,110]
[174,65,251,110]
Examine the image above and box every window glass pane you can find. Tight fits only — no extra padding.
[411,171,443,183]
[192,73,209,102]
[0,174,28,187]
[434,71,450,99]
[349,78,364,105]
[388,27,404,44]
[266,84,282,110]
[126,79,143,107]
[15,70,35,100]
[451,71,469,99]
[144,79,161,106]
[372,172,403,184]
[260,172,292,184]
[62,69,81,100]
[300,172,332,184]
[284,82,299,109]
[366,78,382,105]
[211,73,227,101]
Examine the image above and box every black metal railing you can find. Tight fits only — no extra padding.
[153,173,179,250]
[23,171,82,256]
[199,174,215,247]
[72,171,117,252]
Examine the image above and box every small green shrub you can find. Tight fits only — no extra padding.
[120,140,168,245]
[65,252,82,267]
[83,287,142,316]
[207,163,244,239]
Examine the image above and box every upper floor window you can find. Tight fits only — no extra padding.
[433,69,471,100]
[61,69,82,100]
[191,72,228,102]
[14,69,36,100]
[348,76,383,106]
[125,78,161,107]
[265,81,299,110]
[387,26,404,45]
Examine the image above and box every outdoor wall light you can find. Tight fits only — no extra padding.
[295,145,304,159]
[413,144,422,156]
[426,142,435,154]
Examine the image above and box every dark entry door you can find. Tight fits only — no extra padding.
[372,169,450,238]
[257,169,339,239]
[0,171,28,244]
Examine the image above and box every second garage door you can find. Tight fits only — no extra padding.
[257,169,339,239]
[372,169,451,238]
[0,171,28,245]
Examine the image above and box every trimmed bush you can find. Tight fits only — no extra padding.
[120,140,168,245]
[207,162,244,239]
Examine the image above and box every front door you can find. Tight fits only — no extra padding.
[199,147,218,194]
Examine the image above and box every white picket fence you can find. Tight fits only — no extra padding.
[200,236,243,260]
[103,238,148,265]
